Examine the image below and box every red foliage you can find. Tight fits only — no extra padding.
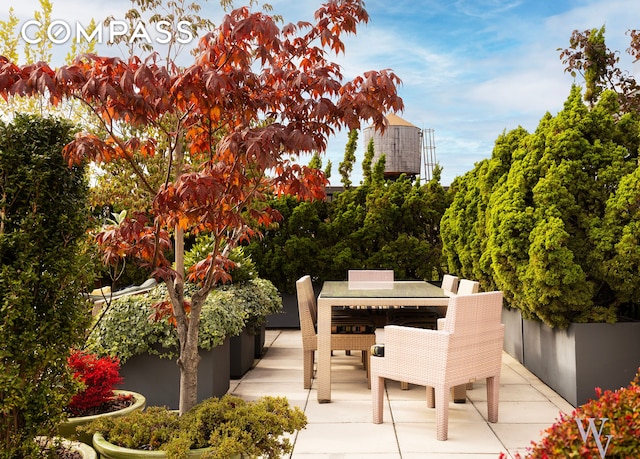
[0,2,404,409]
[67,351,123,416]
[149,299,192,326]
[506,369,640,458]
[94,212,173,277]
[0,2,403,285]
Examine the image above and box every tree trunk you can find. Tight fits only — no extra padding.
[178,328,200,414]
[175,283,204,414]
[173,133,198,414]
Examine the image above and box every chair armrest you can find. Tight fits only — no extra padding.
[380,325,450,371]
[371,326,451,383]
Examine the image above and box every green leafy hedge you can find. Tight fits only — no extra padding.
[441,87,640,328]
[0,114,94,458]
[247,170,450,294]
[85,279,282,362]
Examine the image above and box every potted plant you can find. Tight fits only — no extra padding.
[223,278,283,377]
[503,369,640,458]
[58,350,146,445]
[244,277,283,358]
[85,283,246,408]
[186,241,282,365]
[81,394,307,459]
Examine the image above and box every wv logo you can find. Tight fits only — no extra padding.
[575,417,613,459]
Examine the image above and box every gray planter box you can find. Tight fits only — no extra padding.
[265,292,299,328]
[119,338,230,409]
[230,328,255,378]
[266,284,323,329]
[521,319,640,407]
[501,306,524,364]
[254,323,266,358]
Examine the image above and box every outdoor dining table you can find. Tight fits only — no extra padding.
[316,280,451,402]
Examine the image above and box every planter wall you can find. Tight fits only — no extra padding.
[230,329,255,378]
[266,284,323,329]
[72,440,98,459]
[517,318,640,407]
[37,437,97,459]
[119,339,230,409]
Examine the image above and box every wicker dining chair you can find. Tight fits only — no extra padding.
[296,275,376,389]
[438,278,482,398]
[347,269,394,286]
[343,269,394,316]
[437,279,480,331]
[389,274,458,390]
[441,274,459,294]
[371,291,505,440]
[456,278,480,295]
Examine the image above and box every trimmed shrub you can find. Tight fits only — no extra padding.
[67,351,124,416]
[0,114,94,457]
[505,369,640,458]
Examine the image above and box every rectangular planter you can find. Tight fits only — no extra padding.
[265,292,300,328]
[230,328,255,378]
[266,284,323,329]
[501,306,524,364]
[254,323,266,358]
[522,319,640,407]
[119,338,230,409]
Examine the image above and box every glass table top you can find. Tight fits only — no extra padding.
[319,280,447,298]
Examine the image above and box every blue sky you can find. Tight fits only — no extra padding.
[3,0,640,185]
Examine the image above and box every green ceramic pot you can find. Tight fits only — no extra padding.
[36,436,97,459]
[58,390,146,445]
[68,439,98,459]
[92,433,241,459]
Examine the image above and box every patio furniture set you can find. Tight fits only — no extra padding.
[296,270,504,441]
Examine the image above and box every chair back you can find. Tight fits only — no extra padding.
[443,291,503,334]
[442,291,504,379]
[348,269,394,282]
[296,276,318,337]
[457,279,480,295]
[348,270,394,289]
[441,274,459,293]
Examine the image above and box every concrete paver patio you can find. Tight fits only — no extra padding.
[230,329,575,458]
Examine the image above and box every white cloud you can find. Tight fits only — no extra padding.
[3,0,640,186]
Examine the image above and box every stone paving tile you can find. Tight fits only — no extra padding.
[232,329,570,458]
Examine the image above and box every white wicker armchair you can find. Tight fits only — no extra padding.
[296,275,376,389]
[371,291,504,440]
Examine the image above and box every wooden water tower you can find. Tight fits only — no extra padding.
[363,113,435,180]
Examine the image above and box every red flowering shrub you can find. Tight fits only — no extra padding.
[67,350,123,416]
[501,369,640,458]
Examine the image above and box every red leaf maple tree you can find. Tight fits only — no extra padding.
[0,0,403,413]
